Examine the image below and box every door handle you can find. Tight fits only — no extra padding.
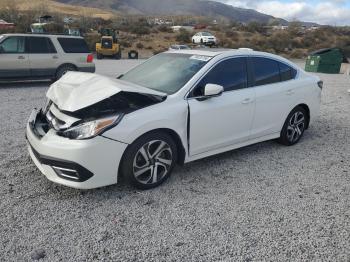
[52,55,58,59]
[241,98,252,104]
[286,89,295,95]
[18,56,25,60]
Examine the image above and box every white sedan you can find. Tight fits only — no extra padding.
[192,32,217,45]
[26,49,322,190]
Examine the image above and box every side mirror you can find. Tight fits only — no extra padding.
[204,83,224,97]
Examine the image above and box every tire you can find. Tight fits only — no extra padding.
[55,64,76,80]
[200,38,203,44]
[97,53,103,60]
[120,131,178,190]
[192,39,195,44]
[128,50,138,59]
[278,106,308,146]
[114,50,121,60]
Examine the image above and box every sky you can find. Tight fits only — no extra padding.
[217,0,350,25]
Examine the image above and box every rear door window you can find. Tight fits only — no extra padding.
[251,57,281,86]
[28,37,56,54]
[279,62,297,81]
[57,38,90,53]
[0,36,25,53]
[193,57,248,96]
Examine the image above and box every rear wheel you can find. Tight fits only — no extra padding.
[279,106,308,146]
[120,132,177,190]
[55,64,76,80]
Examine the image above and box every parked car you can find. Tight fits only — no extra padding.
[26,49,322,190]
[0,34,95,81]
[192,32,217,46]
[168,44,191,51]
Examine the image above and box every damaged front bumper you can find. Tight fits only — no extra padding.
[26,109,128,189]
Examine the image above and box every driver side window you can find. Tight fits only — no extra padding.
[0,36,25,54]
[191,57,248,97]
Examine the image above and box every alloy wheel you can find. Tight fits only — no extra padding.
[287,111,305,143]
[133,140,173,185]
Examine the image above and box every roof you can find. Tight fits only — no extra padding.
[167,48,236,57]
[1,33,84,39]
[166,48,299,68]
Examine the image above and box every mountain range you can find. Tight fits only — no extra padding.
[56,0,289,25]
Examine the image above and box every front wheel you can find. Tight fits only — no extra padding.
[279,106,308,146]
[120,132,177,190]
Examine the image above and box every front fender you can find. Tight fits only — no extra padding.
[102,99,189,150]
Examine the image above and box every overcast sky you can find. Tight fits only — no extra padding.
[217,0,350,25]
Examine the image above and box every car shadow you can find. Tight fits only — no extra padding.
[44,140,281,199]
[0,80,52,89]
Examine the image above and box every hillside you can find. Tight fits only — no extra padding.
[56,0,288,24]
[0,0,116,19]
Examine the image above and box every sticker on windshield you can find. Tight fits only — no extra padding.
[190,55,211,62]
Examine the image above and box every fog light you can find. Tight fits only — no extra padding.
[52,166,79,181]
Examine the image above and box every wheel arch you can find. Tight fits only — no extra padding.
[124,128,187,166]
[56,63,78,73]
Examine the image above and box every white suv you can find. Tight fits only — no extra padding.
[0,34,95,81]
[192,32,217,46]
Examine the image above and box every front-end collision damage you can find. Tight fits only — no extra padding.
[40,72,167,140]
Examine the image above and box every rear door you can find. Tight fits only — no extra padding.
[27,36,59,78]
[249,57,298,139]
[0,36,30,78]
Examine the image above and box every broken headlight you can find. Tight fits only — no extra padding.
[60,114,123,140]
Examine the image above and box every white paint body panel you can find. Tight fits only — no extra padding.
[26,49,321,189]
[47,72,166,112]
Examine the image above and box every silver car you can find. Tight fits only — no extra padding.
[0,34,95,81]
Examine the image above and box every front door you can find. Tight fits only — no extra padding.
[188,57,255,156]
[0,36,30,78]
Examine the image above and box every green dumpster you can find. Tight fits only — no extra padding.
[305,48,343,74]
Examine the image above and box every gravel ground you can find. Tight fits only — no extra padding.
[0,60,349,261]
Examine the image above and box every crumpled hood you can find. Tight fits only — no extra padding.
[46,72,166,112]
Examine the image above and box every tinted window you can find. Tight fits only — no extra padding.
[193,57,247,96]
[252,57,280,86]
[0,36,25,53]
[279,62,297,81]
[28,37,56,54]
[57,38,90,53]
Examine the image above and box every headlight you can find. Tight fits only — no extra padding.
[60,115,123,140]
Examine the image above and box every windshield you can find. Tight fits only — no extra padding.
[120,53,211,94]
[202,32,212,36]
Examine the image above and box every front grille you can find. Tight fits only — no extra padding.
[46,110,70,131]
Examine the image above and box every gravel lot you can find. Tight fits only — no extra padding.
[0,60,349,261]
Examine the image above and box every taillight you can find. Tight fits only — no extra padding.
[317,80,323,89]
[87,54,94,63]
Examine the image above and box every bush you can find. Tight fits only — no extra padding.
[158,25,173,33]
[119,40,132,48]
[130,25,150,35]
[176,29,191,43]
[136,42,144,49]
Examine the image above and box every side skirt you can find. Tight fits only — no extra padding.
[185,132,280,163]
